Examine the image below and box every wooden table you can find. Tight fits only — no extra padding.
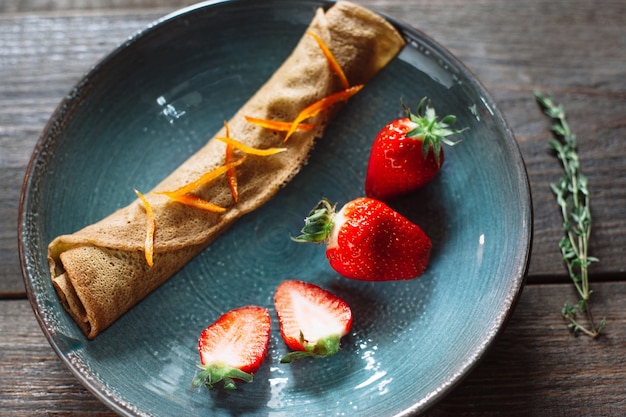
[2,0,625,415]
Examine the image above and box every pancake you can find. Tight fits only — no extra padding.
[48,1,405,339]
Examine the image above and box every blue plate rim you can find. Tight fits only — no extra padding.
[17,0,533,416]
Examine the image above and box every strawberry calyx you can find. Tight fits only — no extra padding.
[290,198,336,243]
[280,332,341,363]
[404,97,467,167]
[191,362,254,390]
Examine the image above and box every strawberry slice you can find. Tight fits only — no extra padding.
[293,197,432,281]
[274,280,352,363]
[365,97,466,200]
[192,306,271,390]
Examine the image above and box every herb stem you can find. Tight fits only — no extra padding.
[534,91,606,338]
[566,315,598,338]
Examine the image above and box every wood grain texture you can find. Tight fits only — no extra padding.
[1,283,624,416]
[0,0,194,13]
[2,0,625,294]
[370,0,626,278]
[1,10,163,292]
[1,0,625,415]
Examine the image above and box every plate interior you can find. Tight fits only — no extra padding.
[20,1,531,416]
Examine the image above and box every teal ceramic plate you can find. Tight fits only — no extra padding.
[19,0,532,415]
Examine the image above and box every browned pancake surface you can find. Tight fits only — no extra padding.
[48,1,405,339]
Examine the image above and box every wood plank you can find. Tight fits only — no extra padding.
[427,282,626,416]
[0,0,192,14]
[372,0,626,279]
[1,281,624,415]
[2,1,625,295]
[0,11,161,293]
[0,300,115,416]
[2,3,625,417]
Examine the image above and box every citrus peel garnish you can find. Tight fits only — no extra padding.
[214,136,287,156]
[157,157,246,198]
[225,144,238,202]
[284,84,364,142]
[244,116,315,132]
[134,188,155,267]
[131,33,359,266]
[307,31,350,90]
[157,192,227,213]
[223,121,239,202]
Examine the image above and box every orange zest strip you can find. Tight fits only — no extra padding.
[284,84,364,142]
[214,136,287,156]
[307,31,350,90]
[223,121,239,203]
[158,157,246,197]
[244,116,315,132]
[157,192,227,213]
[225,143,238,202]
[134,189,155,268]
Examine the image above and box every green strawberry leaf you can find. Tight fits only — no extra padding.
[280,332,342,363]
[405,97,467,166]
[291,198,336,243]
[191,362,253,390]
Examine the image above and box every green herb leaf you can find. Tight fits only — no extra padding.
[535,91,605,339]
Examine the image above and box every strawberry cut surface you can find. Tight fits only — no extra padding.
[274,280,352,362]
[192,305,271,390]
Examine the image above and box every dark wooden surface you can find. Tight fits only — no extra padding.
[1,0,625,415]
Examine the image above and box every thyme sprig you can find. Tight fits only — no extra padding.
[534,91,606,338]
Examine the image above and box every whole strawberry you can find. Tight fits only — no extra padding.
[292,197,431,281]
[274,280,352,363]
[192,306,271,390]
[365,98,466,201]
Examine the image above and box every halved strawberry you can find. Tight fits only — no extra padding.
[365,98,466,200]
[274,280,352,363]
[293,197,431,281]
[192,306,271,390]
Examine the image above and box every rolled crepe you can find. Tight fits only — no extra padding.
[48,0,405,339]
